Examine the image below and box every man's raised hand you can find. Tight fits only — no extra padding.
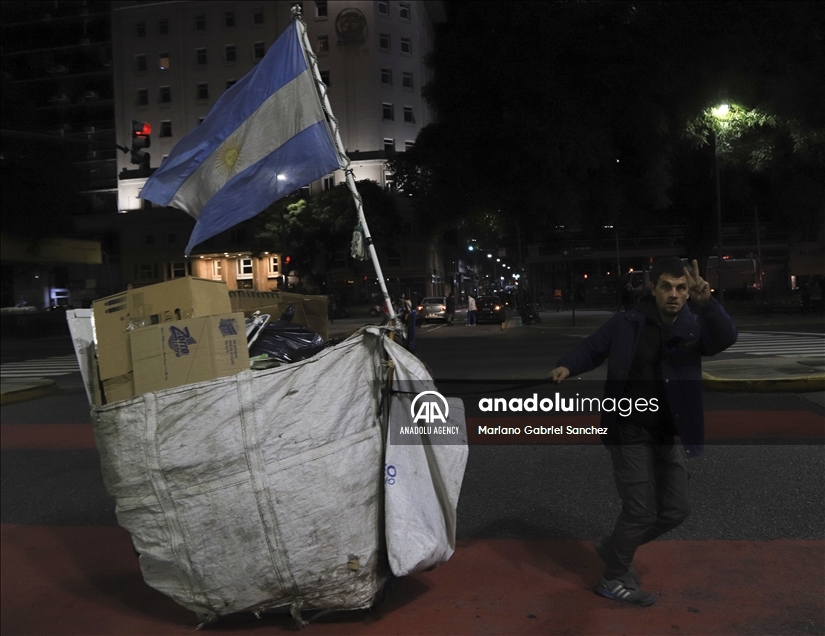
[683,259,711,306]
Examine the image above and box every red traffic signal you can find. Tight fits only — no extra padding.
[131,120,151,151]
[284,255,292,265]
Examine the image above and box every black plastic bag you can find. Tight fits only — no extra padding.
[248,321,325,363]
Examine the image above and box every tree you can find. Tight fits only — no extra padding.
[392,1,824,247]
[248,180,400,291]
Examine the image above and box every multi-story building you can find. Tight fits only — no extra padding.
[108,0,450,302]
[1,0,115,309]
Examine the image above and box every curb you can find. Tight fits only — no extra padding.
[0,379,59,405]
[702,371,825,393]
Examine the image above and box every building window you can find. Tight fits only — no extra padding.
[168,261,187,279]
[320,69,330,86]
[226,79,236,90]
[225,11,235,28]
[211,260,223,280]
[317,35,329,53]
[384,138,395,153]
[379,33,390,51]
[253,41,265,59]
[135,263,157,281]
[267,256,280,277]
[405,140,415,151]
[160,120,172,137]
[196,48,207,65]
[236,258,253,279]
[225,45,236,62]
[137,88,148,106]
[323,175,334,190]
[384,171,395,192]
[399,3,410,20]
[159,52,170,70]
[402,72,413,90]
[400,38,411,55]
[159,86,171,103]
[195,14,206,30]
[315,1,328,18]
[136,21,146,37]
[253,7,264,25]
[158,18,169,35]
[378,1,389,16]
[404,106,414,123]
[197,83,209,100]
[381,68,392,86]
[382,103,394,121]
[135,54,147,72]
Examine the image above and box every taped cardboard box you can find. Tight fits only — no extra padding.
[130,313,249,396]
[230,290,329,341]
[93,278,231,382]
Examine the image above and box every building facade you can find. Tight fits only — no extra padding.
[109,0,447,300]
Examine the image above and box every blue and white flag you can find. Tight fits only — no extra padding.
[140,21,342,255]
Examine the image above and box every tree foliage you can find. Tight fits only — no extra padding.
[248,180,400,290]
[391,1,824,243]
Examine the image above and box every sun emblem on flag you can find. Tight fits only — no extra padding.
[216,138,243,178]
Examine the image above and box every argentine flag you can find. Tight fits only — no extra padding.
[139,21,342,255]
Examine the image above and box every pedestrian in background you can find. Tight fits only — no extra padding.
[549,257,737,607]
[467,294,477,326]
[446,292,456,326]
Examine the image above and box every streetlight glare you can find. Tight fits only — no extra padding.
[711,104,730,118]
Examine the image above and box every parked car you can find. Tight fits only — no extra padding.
[476,296,507,324]
[416,296,448,324]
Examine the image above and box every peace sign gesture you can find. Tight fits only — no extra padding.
[683,259,711,306]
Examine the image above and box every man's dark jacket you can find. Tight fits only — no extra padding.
[556,296,737,458]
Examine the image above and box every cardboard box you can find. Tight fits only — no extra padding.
[93,278,231,381]
[130,313,249,396]
[229,290,329,341]
[102,373,135,405]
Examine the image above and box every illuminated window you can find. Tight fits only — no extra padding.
[159,52,170,70]
[267,256,280,277]
[236,258,253,279]
[211,260,223,280]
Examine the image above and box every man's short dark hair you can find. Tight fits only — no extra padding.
[650,257,687,285]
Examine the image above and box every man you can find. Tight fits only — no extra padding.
[467,294,477,326]
[549,258,737,606]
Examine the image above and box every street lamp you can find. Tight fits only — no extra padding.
[712,103,729,304]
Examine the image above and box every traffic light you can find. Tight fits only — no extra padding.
[130,120,151,171]
[284,255,292,266]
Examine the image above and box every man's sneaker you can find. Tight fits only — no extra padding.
[595,574,656,606]
[594,537,640,585]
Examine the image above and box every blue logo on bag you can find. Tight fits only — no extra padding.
[168,326,196,357]
[218,318,238,336]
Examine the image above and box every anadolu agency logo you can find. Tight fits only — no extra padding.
[168,326,196,357]
[410,390,450,425]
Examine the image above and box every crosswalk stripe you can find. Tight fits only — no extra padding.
[0,355,79,378]
[727,333,824,358]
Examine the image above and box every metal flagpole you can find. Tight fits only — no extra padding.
[293,7,397,323]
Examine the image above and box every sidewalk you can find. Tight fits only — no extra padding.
[4,311,822,406]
